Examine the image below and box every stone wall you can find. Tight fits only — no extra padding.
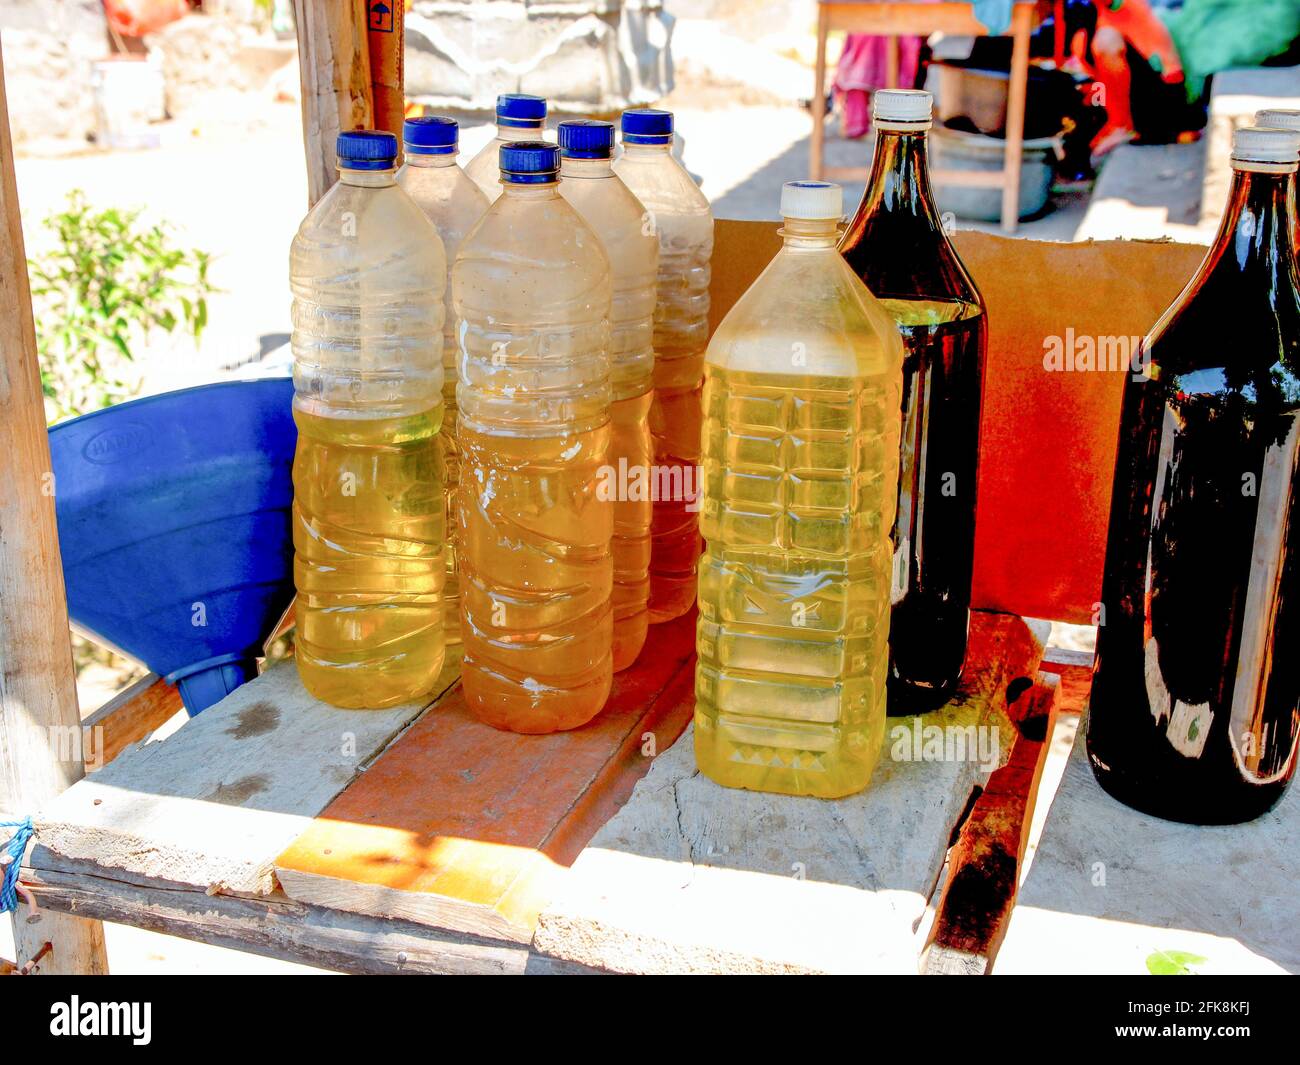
[406,0,674,113]
[0,0,107,144]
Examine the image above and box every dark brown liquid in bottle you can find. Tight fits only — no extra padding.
[1089,161,1300,824]
[840,127,988,712]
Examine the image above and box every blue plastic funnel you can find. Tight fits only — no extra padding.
[48,378,297,716]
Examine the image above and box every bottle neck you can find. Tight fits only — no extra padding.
[339,168,396,188]
[403,152,459,170]
[501,181,560,200]
[497,121,544,140]
[780,217,840,249]
[621,141,672,159]
[1210,163,1298,272]
[861,127,941,225]
[560,156,614,179]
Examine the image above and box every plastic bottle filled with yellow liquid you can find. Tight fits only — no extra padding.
[453,142,614,733]
[397,116,490,645]
[695,181,903,798]
[290,130,447,708]
[558,119,658,671]
[613,109,714,624]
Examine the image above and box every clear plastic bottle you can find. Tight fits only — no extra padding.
[452,141,614,733]
[290,130,447,708]
[397,116,490,646]
[695,181,903,798]
[558,119,658,671]
[613,109,714,625]
[464,94,547,203]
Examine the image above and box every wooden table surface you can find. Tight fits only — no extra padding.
[997,727,1300,976]
[23,611,1054,974]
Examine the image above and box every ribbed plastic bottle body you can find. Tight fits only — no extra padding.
[290,171,447,708]
[397,157,489,646]
[560,158,658,670]
[465,125,545,203]
[452,183,615,733]
[613,143,714,624]
[695,224,903,798]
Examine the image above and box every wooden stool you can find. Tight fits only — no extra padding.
[811,1,1039,233]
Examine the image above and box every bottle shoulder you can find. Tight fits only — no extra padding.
[840,217,982,307]
[706,245,903,379]
[293,180,446,282]
[613,153,712,216]
[397,165,490,249]
[560,177,659,282]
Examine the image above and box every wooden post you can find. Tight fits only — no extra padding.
[293,0,375,207]
[810,3,829,180]
[1000,2,1034,234]
[0,51,108,975]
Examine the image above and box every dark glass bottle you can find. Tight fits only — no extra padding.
[839,89,988,713]
[1088,127,1300,824]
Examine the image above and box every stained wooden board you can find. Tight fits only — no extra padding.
[922,671,1060,974]
[532,612,1049,974]
[32,651,462,897]
[274,612,699,944]
[996,729,1300,976]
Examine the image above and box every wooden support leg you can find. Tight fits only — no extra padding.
[1001,7,1033,233]
[0,50,109,975]
[293,0,375,208]
[810,6,829,180]
[886,34,900,90]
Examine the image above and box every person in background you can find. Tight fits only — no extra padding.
[1064,0,1190,157]
[833,34,926,138]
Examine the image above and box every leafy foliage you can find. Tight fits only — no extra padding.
[28,190,215,423]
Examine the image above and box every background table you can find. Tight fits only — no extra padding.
[811,1,1039,232]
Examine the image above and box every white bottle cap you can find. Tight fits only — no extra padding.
[1254,109,1300,134]
[1232,126,1300,166]
[873,89,933,127]
[781,180,843,220]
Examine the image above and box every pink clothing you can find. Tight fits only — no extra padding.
[834,33,925,137]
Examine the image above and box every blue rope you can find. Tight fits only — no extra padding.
[1,817,35,914]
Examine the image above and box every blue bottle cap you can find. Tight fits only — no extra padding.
[336,129,398,170]
[621,108,673,145]
[496,93,547,128]
[403,115,458,155]
[499,141,561,184]
[558,119,615,159]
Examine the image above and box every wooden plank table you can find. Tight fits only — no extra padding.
[811,1,1039,233]
[997,725,1300,976]
[19,611,1055,974]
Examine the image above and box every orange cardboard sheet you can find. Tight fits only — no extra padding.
[365,0,404,142]
[708,220,1207,625]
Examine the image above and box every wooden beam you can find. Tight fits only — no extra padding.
[81,673,184,771]
[0,49,108,975]
[921,672,1060,974]
[293,0,374,207]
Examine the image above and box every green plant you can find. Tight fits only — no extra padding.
[28,190,215,423]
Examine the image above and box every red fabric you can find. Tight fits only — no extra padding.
[834,33,925,138]
[104,0,190,38]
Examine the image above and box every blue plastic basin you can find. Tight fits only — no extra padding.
[48,378,297,715]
